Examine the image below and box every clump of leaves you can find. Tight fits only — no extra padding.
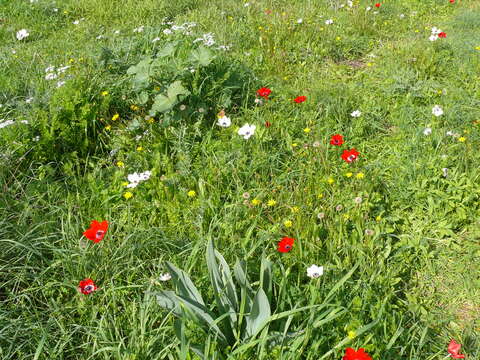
[127,40,256,127]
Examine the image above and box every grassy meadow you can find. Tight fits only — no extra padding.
[1,0,479,359]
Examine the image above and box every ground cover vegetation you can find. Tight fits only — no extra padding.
[0,0,479,359]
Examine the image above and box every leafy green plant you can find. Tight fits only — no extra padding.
[126,40,256,127]
[153,240,317,358]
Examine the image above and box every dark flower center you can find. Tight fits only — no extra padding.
[84,285,94,293]
[285,245,291,250]
[95,230,105,239]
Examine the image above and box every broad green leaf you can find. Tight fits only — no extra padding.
[245,288,271,338]
[157,41,178,58]
[127,58,153,90]
[167,80,190,99]
[206,239,237,342]
[137,91,149,105]
[151,94,175,114]
[155,290,227,344]
[165,262,205,305]
[150,81,190,115]
[259,256,273,301]
[190,45,215,66]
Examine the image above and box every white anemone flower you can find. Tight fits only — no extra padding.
[423,127,432,136]
[351,110,362,118]
[217,115,231,128]
[16,29,29,40]
[238,124,256,139]
[159,273,172,281]
[325,19,334,25]
[307,265,324,279]
[432,105,443,117]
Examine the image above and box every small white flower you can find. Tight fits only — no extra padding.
[45,73,58,80]
[159,273,172,281]
[33,136,40,141]
[429,34,438,42]
[432,105,443,117]
[351,110,362,118]
[16,29,30,40]
[171,25,184,31]
[152,37,161,42]
[254,98,263,105]
[238,124,256,139]
[307,265,324,279]
[442,168,448,178]
[325,19,334,25]
[57,80,66,88]
[431,27,441,35]
[217,115,231,128]
[133,26,144,33]
[423,127,432,136]
[57,65,70,74]
[366,6,372,11]
[347,0,353,7]
[163,28,172,35]
[96,35,104,40]
[114,30,120,34]
[399,14,405,19]
[297,18,303,24]
[244,2,250,6]
[73,20,80,25]
[45,65,55,73]
[53,8,58,12]
[25,97,33,103]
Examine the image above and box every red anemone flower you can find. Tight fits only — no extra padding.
[341,149,359,163]
[343,348,372,360]
[257,87,272,99]
[265,121,272,128]
[330,134,344,146]
[278,237,294,253]
[438,32,447,38]
[375,3,381,7]
[294,96,307,103]
[83,220,109,243]
[448,340,465,359]
[449,0,455,3]
[78,278,97,295]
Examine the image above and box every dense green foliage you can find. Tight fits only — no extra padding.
[1,0,479,359]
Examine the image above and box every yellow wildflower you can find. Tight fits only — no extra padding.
[348,331,356,339]
[105,125,111,131]
[101,91,109,96]
[251,198,261,206]
[187,190,196,197]
[458,137,466,142]
[291,206,299,213]
[112,113,120,121]
[327,177,335,185]
[317,193,323,199]
[136,146,143,152]
[147,117,155,124]
[121,181,129,187]
[335,36,341,41]
[283,220,293,228]
[345,172,353,178]
[130,104,139,111]
[356,172,365,179]
[267,200,276,207]
[123,191,133,199]
[292,143,298,148]
[304,128,311,133]
[475,46,480,51]
[116,161,124,167]
[376,215,382,222]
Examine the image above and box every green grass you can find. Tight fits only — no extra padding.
[1,0,480,359]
